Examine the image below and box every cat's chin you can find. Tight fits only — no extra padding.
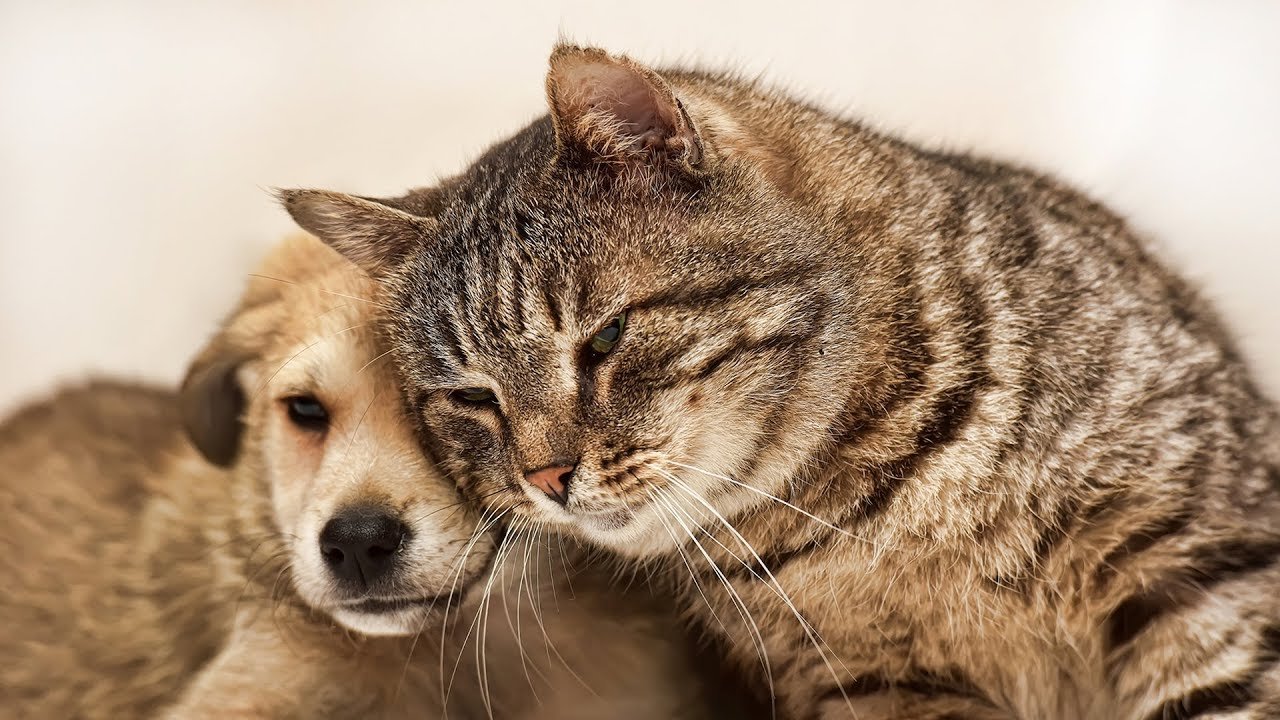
[571,506,679,558]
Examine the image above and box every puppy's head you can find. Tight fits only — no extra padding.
[180,234,495,637]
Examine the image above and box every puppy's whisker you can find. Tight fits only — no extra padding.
[246,273,397,312]
[248,322,370,405]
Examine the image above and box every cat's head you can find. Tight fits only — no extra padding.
[280,46,865,555]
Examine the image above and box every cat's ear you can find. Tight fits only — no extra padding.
[546,45,704,172]
[276,189,434,277]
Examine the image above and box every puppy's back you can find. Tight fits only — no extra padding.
[0,381,227,718]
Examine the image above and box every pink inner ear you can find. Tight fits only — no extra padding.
[562,62,677,147]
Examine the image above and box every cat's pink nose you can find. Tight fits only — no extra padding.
[524,464,575,506]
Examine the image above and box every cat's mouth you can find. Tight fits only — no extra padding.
[573,506,635,530]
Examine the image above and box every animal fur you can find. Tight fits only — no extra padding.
[281,45,1280,719]
[0,233,718,719]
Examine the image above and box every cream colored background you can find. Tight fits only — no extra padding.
[2,1,1278,414]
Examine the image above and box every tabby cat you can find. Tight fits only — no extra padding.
[280,45,1280,719]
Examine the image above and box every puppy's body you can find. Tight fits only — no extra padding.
[0,381,230,717]
[0,236,714,719]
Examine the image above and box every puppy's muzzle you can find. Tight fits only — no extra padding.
[319,504,407,590]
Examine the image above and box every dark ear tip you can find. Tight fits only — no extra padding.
[179,357,247,467]
[548,44,620,74]
[273,187,314,213]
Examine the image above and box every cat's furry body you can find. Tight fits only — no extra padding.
[284,46,1280,719]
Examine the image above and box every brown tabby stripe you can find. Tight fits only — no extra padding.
[1262,623,1280,657]
[434,308,469,366]
[814,667,994,713]
[726,348,814,491]
[630,270,807,312]
[934,188,970,243]
[574,278,591,319]
[991,203,1042,271]
[986,489,1124,592]
[857,307,991,523]
[1093,507,1195,587]
[836,284,934,447]
[1138,633,1280,720]
[458,273,488,354]
[539,277,563,333]
[1107,537,1280,650]
[878,285,935,419]
[730,530,834,581]
[506,263,529,337]
[690,330,809,383]
[1139,682,1255,720]
[987,493,1088,592]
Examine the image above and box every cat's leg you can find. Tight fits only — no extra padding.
[1106,561,1280,720]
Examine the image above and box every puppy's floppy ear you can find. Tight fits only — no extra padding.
[179,341,248,467]
[277,189,436,279]
[179,265,289,466]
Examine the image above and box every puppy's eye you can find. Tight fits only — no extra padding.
[451,388,497,406]
[285,395,329,432]
[583,311,627,364]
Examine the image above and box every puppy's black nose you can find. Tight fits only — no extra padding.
[319,505,407,589]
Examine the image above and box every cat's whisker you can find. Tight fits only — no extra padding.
[655,468,856,716]
[517,523,597,696]
[452,514,520,720]
[417,509,498,709]
[352,347,394,378]
[643,486,733,638]
[498,519,543,700]
[435,503,512,706]
[645,485,778,718]
[666,460,877,547]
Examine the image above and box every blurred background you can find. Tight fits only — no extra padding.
[2,0,1278,414]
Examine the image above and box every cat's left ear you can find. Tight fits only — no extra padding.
[546,45,705,173]
[277,189,435,278]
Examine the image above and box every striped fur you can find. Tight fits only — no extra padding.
[285,45,1280,719]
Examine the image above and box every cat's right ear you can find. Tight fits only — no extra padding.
[546,45,705,174]
[276,189,435,278]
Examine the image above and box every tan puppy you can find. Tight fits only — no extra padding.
[0,234,715,719]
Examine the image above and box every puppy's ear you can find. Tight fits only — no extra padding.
[277,189,435,278]
[179,278,284,467]
[179,342,248,467]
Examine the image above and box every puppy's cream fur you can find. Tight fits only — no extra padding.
[0,234,715,719]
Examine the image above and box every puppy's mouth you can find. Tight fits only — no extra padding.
[341,591,465,615]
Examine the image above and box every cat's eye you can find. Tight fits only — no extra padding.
[284,395,329,432]
[451,387,498,406]
[584,311,627,363]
